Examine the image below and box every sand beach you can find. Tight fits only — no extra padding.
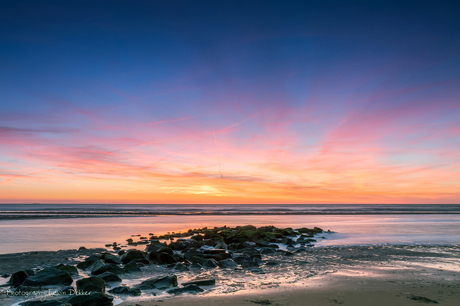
[1,223,459,306]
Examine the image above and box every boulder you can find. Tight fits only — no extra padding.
[183,250,202,261]
[202,249,226,255]
[101,253,122,264]
[260,247,276,254]
[55,264,78,275]
[9,270,29,287]
[123,261,141,273]
[241,259,259,269]
[167,284,204,295]
[145,241,166,252]
[182,279,215,286]
[135,275,178,290]
[157,246,174,255]
[172,252,185,261]
[77,258,96,270]
[64,292,113,306]
[190,263,202,270]
[202,258,219,268]
[149,252,177,264]
[25,269,35,276]
[15,285,43,293]
[76,276,106,293]
[232,254,251,264]
[173,263,189,271]
[86,259,106,273]
[21,268,72,286]
[108,285,141,296]
[91,263,124,275]
[120,249,145,264]
[218,258,238,268]
[227,243,242,251]
[97,272,122,283]
[19,300,64,306]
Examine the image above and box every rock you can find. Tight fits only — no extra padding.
[296,227,323,234]
[25,269,35,276]
[120,249,145,264]
[101,253,122,264]
[97,272,122,283]
[76,276,106,293]
[135,275,178,290]
[281,237,295,245]
[19,300,64,306]
[108,285,141,296]
[21,268,72,286]
[64,292,113,306]
[260,247,276,254]
[249,267,265,274]
[202,258,219,268]
[123,261,141,273]
[157,246,174,255]
[232,253,251,264]
[183,250,202,261]
[190,255,205,264]
[15,285,43,293]
[191,234,204,241]
[227,243,242,251]
[264,261,279,266]
[77,258,96,270]
[2,274,10,278]
[78,246,87,250]
[136,258,150,265]
[167,284,204,295]
[145,241,166,252]
[202,249,226,254]
[169,241,187,250]
[218,259,238,268]
[55,264,78,275]
[150,252,177,264]
[172,253,185,262]
[190,263,202,270]
[182,279,216,286]
[86,259,106,273]
[9,270,29,287]
[173,263,189,271]
[241,259,259,269]
[91,263,124,275]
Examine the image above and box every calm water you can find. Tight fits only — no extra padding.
[0,214,459,254]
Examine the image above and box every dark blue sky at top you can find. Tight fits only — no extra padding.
[2,1,459,116]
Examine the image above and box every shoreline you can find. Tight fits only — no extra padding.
[1,243,459,305]
[116,271,460,306]
[1,224,459,305]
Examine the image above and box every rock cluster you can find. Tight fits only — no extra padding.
[12,225,325,306]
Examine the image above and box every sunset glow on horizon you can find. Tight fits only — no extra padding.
[1,1,459,204]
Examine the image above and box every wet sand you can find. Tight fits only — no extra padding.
[117,263,460,306]
[2,244,458,306]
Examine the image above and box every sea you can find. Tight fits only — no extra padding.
[0,204,459,254]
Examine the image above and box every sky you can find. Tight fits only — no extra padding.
[1,0,459,204]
